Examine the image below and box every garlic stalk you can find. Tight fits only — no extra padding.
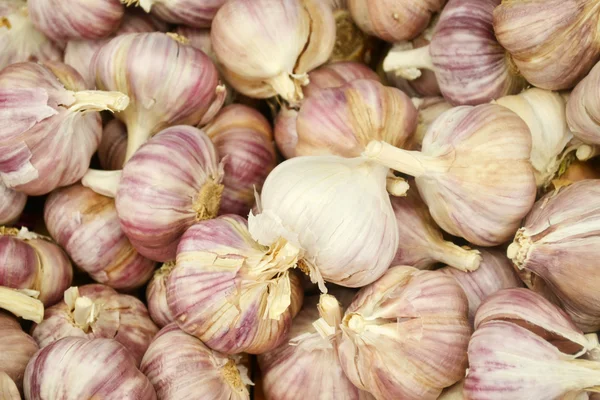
[567,62,600,148]
[0,372,19,400]
[0,311,39,393]
[123,0,226,28]
[146,262,175,328]
[97,119,127,170]
[0,180,26,226]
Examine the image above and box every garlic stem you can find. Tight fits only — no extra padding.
[81,169,121,198]
[267,72,304,105]
[72,297,99,332]
[121,0,154,13]
[69,90,130,113]
[0,286,44,323]
[364,140,442,178]
[383,45,434,79]
[313,294,343,340]
[433,245,482,272]
[386,175,410,197]
[124,125,150,162]
[576,144,600,161]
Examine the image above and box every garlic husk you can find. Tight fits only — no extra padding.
[0,61,129,196]
[567,61,600,147]
[493,0,600,90]
[507,180,600,332]
[146,262,175,328]
[326,0,371,63]
[391,191,482,272]
[366,104,536,246]
[0,311,39,392]
[212,0,335,105]
[250,155,398,287]
[495,88,573,188]
[0,372,20,400]
[383,0,526,106]
[274,107,301,159]
[167,215,304,354]
[24,337,157,399]
[141,323,252,400]
[0,1,62,71]
[44,184,156,290]
[337,266,471,400]
[410,96,452,149]
[97,119,127,170]
[0,180,26,225]
[204,104,277,216]
[32,285,158,365]
[92,32,225,161]
[125,0,226,28]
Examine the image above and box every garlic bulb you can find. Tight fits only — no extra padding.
[0,181,26,225]
[496,88,573,188]
[326,0,371,63]
[508,180,600,332]
[44,184,156,290]
[28,0,124,41]
[494,0,600,90]
[32,285,158,365]
[204,104,277,216]
[124,0,226,28]
[141,323,252,400]
[92,32,226,161]
[0,61,129,196]
[250,155,398,287]
[24,337,156,399]
[0,0,62,70]
[0,372,19,400]
[383,0,526,106]
[167,215,304,354]
[146,262,175,328]
[212,0,336,104]
[97,119,127,170]
[274,107,301,160]
[411,97,452,149]
[567,62,600,147]
[366,104,536,246]
[0,311,39,393]
[336,266,471,400]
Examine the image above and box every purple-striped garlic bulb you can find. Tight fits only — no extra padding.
[0,311,39,393]
[32,285,158,365]
[212,0,335,105]
[0,372,19,400]
[0,0,62,71]
[494,0,600,91]
[98,119,127,170]
[141,323,252,399]
[167,215,304,354]
[0,61,129,196]
[92,32,226,161]
[204,104,277,216]
[146,262,175,328]
[0,181,26,226]
[44,184,156,290]
[123,0,226,28]
[410,96,452,149]
[366,104,536,246]
[24,337,157,399]
[508,180,600,332]
[567,62,600,149]
[83,126,224,262]
[390,191,482,272]
[336,266,470,400]
[383,0,527,106]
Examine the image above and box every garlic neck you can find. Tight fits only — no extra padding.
[156,261,176,278]
[432,244,482,272]
[69,90,130,114]
[251,237,302,281]
[81,169,121,198]
[365,140,446,178]
[64,287,99,333]
[383,44,433,80]
[193,179,224,221]
[312,294,343,342]
[0,286,44,323]
[507,228,532,269]
[267,72,305,106]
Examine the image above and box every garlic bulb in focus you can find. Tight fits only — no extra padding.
[98,119,127,170]
[0,181,26,225]
[212,0,335,105]
[0,311,39,393]
[567,62,600,148]
[44,184,156,290]
[167,215,304,354]
[411,97,452,149]
[24,337,157,399]
[366,104,536,246]
[125,0,226,28]
[141,323,252,400]
[146,262,175,328]
[337,266,470,400]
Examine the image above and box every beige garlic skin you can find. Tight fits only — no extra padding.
[410,97,452,149]
[0,371,20,400]
[567,62,600,148]
[146,262,175,328]
[0,311,39,393]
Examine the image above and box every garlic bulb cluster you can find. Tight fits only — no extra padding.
[24,337,156,399]
[44,184,156,290]
[167,215,304,354]
[0,181,26,225]
[366,104,536,246]
[567,62,600,148]
[212,0,336,104]
[146,262,175,328]
[0,311,39,393]
[125,0,226,28]
[141,323,252,400]
[97,119,127,170]
[410,97,452,148]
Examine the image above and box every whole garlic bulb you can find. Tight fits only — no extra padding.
[125,0,226,28]
[0,311,39,392]
[24,337,157,399]
[366,104,536,246]
[567,62,600,147]
[0,181,26,226]
[146,262,175,328]
[336,266,471,400]
[141,323,252,400]
[167,215,304,354]
[97,119,127,171]
[212,0,335,105]
[44,184,156,290]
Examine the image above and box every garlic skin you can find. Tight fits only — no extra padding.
[411,97,452,149]
[24,337,157,399]
[274,107,301,160]
[146,262,175,328]
[204,105,277,216]
[337,266,471,400]
[0,0,62,71]
[0,311,39,393]
[326,0,371,64]
[560,159,600,182]
[98,119,127,170]
[567,62,600,147]
[44,184,156,290]
[32,285,158,365]
[0,372,20,400]
[250,156,398,287]
[126,0,226,28]
[212,0,335,104]
[366,104,536,246]
[92,32,226,161]
[167,215,304,354]
[0,61,129,196]
[141,323,252,400]
[0,181,26,225]
[174,26,216,63]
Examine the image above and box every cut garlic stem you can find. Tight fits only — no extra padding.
[267,72,304,105]
[121,0,154,13]
[386,175,410,196]
[365,140,441,178]
[383,44,434,79]
[0,286,44,323]
[69,90,130,113]
[81,169,121,198]
[433,244,482,272]
[576,144,600,161]
[72,296,98,332]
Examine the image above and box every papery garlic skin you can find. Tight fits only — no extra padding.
[129,0,226,28]
[175,26,216,62]
[411,97,452,149]
[567,62,600,147]
[146,262,175,328]
[24,337,157,399]
[326,0,371,64]
[98,119,127,170]
[0,311,39,392]
[0,371,20,400]
[44,184,156,290]
[337,266,471,400]
[0,181,26,225]
[141,323,251,400]
[168,215,304,354]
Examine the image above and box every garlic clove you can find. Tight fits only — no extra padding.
[0,180,26,226]
[0,311,39,393]
[146,261,175,328]
[294,0,337,74]
[97,119,127,171]
[0,372,20,400]
[567,62,600,147]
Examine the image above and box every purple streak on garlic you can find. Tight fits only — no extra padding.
[410,96,452,149]
[44,184,156,290]
[92,32,226,161]
[204,104,277,216]
[146,262,175,328]
[141,323,252,399]
[567,62,600,148]
[366,104,536,246]
[167,215,304,354]
[124,0,226,28]
[0,61,129,196]
[0,311,39,393]
[0,180,26,226]
[24,337,157,399]
[98,119,127,170]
